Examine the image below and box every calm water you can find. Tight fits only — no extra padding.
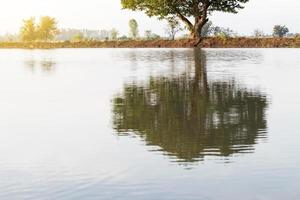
[0,48,299,199]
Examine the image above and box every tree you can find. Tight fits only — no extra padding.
[37,16,59,41]
[151,33,161,40]
[201,21,213,37]
[165,17,182,40]
[253,29,264,38]
[109,28,119,40]
[212,26,235,37]
[119,35,129,40]
[273,25,289,38]
[121,0,250,42]
[129,19,139,39]
[200,22,233,37]
[144,30,152,39]
[144,30,160,40]
[71,33,85,42]
[20,17,37,42]
[0,33,19,42]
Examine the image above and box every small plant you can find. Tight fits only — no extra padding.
[217,33,228,40]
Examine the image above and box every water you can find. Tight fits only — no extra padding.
[0,48,299,199]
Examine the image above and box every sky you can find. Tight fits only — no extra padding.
[0,0,299,36]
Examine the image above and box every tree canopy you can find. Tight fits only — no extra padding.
[121,0,250,40]
[129,19,139,39]
[37,16,59,41]
[20,16,58,42]
[20,18,37,42]
[273,25,289,38]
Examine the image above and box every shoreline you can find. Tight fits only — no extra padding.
[0,38,299,49]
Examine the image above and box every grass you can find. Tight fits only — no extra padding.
[0,37,299,49]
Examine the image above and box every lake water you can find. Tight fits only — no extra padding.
[0,48,299,200]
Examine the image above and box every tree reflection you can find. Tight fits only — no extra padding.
[113,49,268,163]
[41,59,56,72]
[24,58,56,73]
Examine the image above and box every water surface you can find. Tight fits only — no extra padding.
[0,48,299,199]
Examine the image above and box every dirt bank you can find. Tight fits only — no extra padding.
[0,37,299,49]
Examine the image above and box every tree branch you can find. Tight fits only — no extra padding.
[175,10,194,32]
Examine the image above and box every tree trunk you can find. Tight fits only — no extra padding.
[193,18,208,46]
[193,2,211,46]
[175,2,211,45]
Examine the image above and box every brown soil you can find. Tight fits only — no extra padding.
[0,37,299,49]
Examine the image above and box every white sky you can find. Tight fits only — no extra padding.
[0,0,299,36]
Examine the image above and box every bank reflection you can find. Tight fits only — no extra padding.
[113,49,268,163]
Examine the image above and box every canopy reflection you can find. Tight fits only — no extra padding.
[113,48,268,163]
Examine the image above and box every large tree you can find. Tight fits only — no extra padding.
[20,17,37,42]
[37,16,59,41]
[121,0,249,41]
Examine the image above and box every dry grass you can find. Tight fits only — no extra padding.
[0,38,299,49]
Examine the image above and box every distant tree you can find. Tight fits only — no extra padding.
[121,0,250,42]
[253,29,264,38]
[151,33,161,40]
[145,30,152,39]
[99,30,109,40]
[129,19,139,39]
[119,35,129,40]
[110,28,119,40]
[201,21,213,37]
[37,16,59,41]
[165,17,182,40]
[71,33,84,42]
[273,25,289,38]
[0,33,19,42]
[212,26,235,38]
[144,30,160,40]
[20,17,37,42]
[180,34,190,39]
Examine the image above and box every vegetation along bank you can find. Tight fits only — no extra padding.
[0,38,299,49]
